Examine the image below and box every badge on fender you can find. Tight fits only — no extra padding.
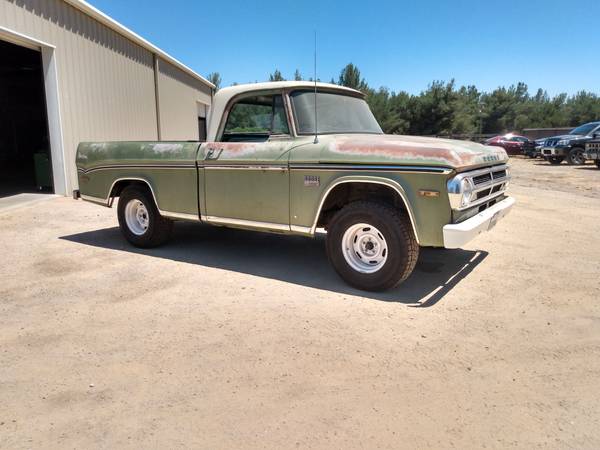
[304,175,320,187]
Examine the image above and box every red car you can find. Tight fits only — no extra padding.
[485,134,535,156]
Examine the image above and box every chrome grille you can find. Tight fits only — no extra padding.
[586,142,600,151]
[447,164,510,210]
[473,173,492,185]
[493,169,507,179]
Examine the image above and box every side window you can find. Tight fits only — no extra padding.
[221,94,290,142]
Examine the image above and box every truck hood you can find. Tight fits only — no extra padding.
[545,134,583,141]
[319,134,508,170]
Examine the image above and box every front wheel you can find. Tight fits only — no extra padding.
[326,201,419,291]
[595,161,600,169]
[567,148,585,165]
[117,185,173,248]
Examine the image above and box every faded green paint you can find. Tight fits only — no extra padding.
[314,134,508,169]
[286,136,453,246]
[77,142,200,216]
[76,86,509,248]
[201,139,291,224]
[76,142,200,167]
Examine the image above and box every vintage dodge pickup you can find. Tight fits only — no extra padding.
[75,81,514,291]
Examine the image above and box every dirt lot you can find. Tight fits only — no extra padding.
[1,157,599,449]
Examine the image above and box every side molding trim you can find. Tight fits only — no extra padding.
[80,177,201,222]
[80,194,108,205]
[203,215,290,232]
[309,177,421,244]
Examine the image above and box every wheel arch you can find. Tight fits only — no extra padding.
[108,177,159,209]
[312,176,420,244]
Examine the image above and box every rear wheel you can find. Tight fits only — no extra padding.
[567,147,585,165]
[117,185,173,248]
[548,156,564,165]
[326,201,419,291]
[595,161,600,169]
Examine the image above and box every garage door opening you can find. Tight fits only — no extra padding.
[0,39,53,197]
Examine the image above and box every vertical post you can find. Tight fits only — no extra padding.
[153,54,162,141]
[313,31,318,144]
[41,46,67,195]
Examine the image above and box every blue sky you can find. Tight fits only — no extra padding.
[92,0,599,96]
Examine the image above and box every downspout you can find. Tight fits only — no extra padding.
[153,53,162,141]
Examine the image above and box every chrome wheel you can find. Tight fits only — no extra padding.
[124,199,149,235]
[341,223,388,273]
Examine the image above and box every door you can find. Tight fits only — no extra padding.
[202,92,292,226]
[0,39,53,196]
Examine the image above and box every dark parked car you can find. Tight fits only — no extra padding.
[540,122,600,165]
[485,134,536,156]
[529,138,545,158]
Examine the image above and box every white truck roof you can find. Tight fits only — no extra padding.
[207,81,362,141]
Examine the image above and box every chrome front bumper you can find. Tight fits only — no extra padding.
[443,197,515,249]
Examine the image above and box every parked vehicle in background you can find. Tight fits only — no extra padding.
[74,81,514,292]
[485,134,536,156]
[528,138,545,158]
[541,122,600,165]
[583,139,600,169]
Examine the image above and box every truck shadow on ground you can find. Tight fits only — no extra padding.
[61,223,488,307]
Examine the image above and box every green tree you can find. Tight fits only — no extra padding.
[338,63,367,91]
[293,69,302,81]
[206,72,221,90]
[409,80,457,135]
[566,91,600,125]
[269,69,285,81]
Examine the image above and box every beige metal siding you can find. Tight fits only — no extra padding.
[1,0,159,191]
[157,58,212,141]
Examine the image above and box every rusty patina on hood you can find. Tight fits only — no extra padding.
[319,134,508,170]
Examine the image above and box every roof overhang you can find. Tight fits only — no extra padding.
[62,0,215,89]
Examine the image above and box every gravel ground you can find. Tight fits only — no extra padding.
[1,157,599,449]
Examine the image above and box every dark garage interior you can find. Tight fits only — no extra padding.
[0,39,53,197]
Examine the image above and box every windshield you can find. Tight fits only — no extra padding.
[570,123,599,135]
[290,90,383,135]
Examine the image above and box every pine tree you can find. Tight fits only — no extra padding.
[269,70,285,81]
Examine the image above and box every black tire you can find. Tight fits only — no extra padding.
[567,147,585,165]
[548,156,564,165]
[596,161,600,169]
[325,201,419,291]
[117,185,173,248]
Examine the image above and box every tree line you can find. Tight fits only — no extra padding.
[206,64,600,137]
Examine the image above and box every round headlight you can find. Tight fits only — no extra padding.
[460,178,473,207]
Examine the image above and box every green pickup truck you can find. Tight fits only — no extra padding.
[75,81,514,291]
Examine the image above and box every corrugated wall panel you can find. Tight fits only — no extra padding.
[157,57,212,141]
[1,0,159,191]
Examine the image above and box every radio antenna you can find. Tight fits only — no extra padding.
[313,30,319,144]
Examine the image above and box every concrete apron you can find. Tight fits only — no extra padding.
[0,193,59,214]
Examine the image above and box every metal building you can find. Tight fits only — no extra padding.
[0,0,214,197]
